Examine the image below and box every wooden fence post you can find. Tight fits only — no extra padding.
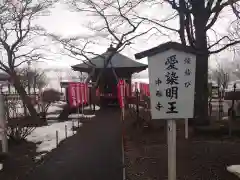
[229,83,236,137]
[65,125,67,138]
[56,130,59,147]
[72,120,74,135]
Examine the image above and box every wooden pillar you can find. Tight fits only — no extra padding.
[129,76,132,96]
[65,87,68,103]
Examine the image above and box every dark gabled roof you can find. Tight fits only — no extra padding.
[72,51,148,73]
[135,42,195,59]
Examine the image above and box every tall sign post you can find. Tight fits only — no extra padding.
[135,42,196,180]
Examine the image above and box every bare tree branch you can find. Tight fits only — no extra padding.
[210,40,240,54]
[0,0,53,72]
[205,0,227,30]
[0,0,55,118]
[135,15,179,32]
[50,0,154,86]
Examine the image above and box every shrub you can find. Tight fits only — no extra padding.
[7,125,35,143]
[39,89,61,119]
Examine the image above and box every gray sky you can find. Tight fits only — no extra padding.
[16,0,239,90]
[31,2,148,83]
[33,1,238,72]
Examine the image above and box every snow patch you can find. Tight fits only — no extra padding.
[47,105,63,113]
[52,101,67,106]
[68,114,95,119]
[46,114,59,119]
[84,105,100,111]
[129,104,144,109]
[227,165,240,178]
[27,120,81,160]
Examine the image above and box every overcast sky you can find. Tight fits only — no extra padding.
[35,2,149,67]
[33,1,239,74]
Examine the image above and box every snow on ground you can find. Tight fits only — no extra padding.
[27,105,98,160]
[46,105,100,119]
[227,165,240,178]
[129,104,144,109]
[46,114,59,119]
[8,103,100,118]
[46,113,96,119]
[7,101,66,118]
[27,119,81,160]
[7,103,100,159]
[84,105,100,111]
[68,114,95,118]
[53,101,67,106]
[47,105,63,113]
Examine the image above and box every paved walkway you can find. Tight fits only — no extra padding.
[24,108,123,180]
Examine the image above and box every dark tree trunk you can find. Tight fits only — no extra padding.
[33,76,36,94]
[8,84,10,94]
[192,0,209,125]
[194,53,209,125]
[10,72,38,119]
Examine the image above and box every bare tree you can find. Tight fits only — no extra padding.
[15,67,47,115]
[17,67,48,93]
[212,66,230,92]
[0,0,54,119]
[230,0,240,18]
[131,0,240,124]
[35,72,48,92]
[51,0,157,88]
[50,0,240,124]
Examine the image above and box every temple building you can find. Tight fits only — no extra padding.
[71,46,148,106]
